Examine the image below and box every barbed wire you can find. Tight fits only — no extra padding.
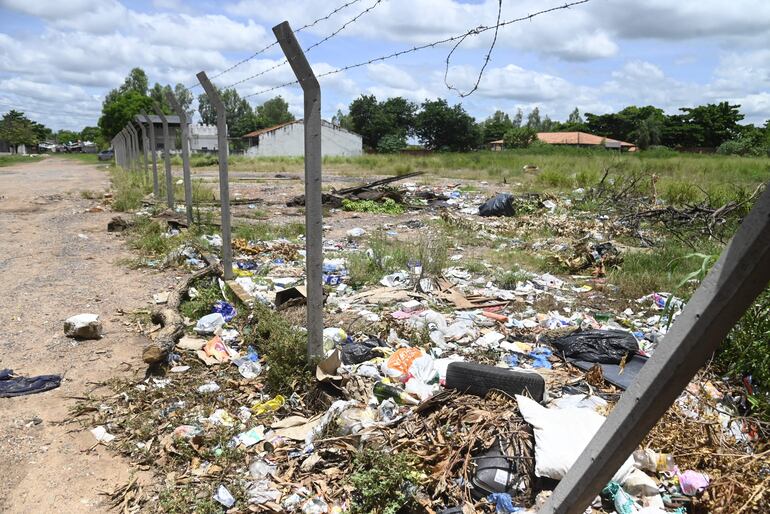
[185,0,364,90]
[221,0,384,91]
[444,0,502,98]
[242,0,590,100]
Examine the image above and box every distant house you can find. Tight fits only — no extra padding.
[190,124,218,152]
[242,120,363,157]
[0,140,26,154]
[537,131,637,152]
[489,139,505,151]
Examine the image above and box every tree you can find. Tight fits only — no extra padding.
[332,109,353,131]
[585,105,665,142]
[256,96,294,128]
[377,133,407,153]
[347,95,416,150]
[630,115,663,150]
[567,107,583,125]
[717,126,768,156]
[482,110,513,142]
[526,107,541,130]
[98,89,153,140]
[540,115,555,132]
[31,121,52,142]
[414,99,481,151]
[80,126,101,142]
[174,83,194,116]
[123,68,148,96]
[503,126,537,148]
[56,129,80,143]
[0,110,38,152]
[678,102,744,148]
[512,108,523,128]
[198,87,257,137]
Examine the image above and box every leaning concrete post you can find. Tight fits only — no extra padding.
[153,102,174,209]
[196,71,233,280]
[125,123,140,172]
[273,21,324,360]
[137,118,149,178]
[140,111,159,198]
[541,180,770,514]
[166,92,194,226]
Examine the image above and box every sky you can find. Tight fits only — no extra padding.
[1,0,769,132]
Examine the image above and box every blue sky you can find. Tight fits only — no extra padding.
[1,0,769,131]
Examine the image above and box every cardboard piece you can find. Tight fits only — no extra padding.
[274,286,307,309]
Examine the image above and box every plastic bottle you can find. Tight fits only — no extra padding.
[633,448,676,472]
[373,381,419,406]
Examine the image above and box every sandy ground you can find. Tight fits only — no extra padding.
[0,157,175,513]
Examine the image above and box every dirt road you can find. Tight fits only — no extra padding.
[0,157,173,513]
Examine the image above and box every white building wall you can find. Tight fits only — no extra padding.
[246,121,362,157]
[190,124,218,152]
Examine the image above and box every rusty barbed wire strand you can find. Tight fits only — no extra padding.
[186,0,365,89]
[443,0,502,98]
[242,0,590,99]
[220,0,384,91]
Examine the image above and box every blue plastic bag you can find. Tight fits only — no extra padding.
[212,300,236,322]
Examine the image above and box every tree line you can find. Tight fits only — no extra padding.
[333,96,770,155]
[0,110,102,152]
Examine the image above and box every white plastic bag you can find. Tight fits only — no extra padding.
[516,395,634,482]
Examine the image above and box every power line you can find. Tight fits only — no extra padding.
[186,0,366,90]
[444,0,502,98]
[242,0,590,99]
[221,0,384,91]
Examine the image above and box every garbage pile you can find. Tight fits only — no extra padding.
[78,226,767,513]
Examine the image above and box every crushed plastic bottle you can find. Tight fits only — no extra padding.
[633,449,676,473]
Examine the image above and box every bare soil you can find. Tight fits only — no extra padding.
[0,157,175,513]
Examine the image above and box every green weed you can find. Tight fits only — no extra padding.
[233,221,305,241]
[349,449,420,514]
[342,198,406,214]
[179,277,223,320]
[347,234,448,287]
[110,167,153,211]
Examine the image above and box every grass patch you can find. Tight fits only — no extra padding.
[0,154,44,166]
[717,288,770,421]
[495,268,530,290]
[346,234,448,287]
[80,189,102,199]
[56,152,101,163]
[242,303,313,395]
[110,167,153,211]
[233,221,305,241]
[180,277,223,320]
[342,198,405,214]
[606,241,722,299]
[349,449,420,514]
[125,217,179,256]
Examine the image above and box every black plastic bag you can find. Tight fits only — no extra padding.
[478,193,515,217]
[341,337,383,365]
[551,329,639,364]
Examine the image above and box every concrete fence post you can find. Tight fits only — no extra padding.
[166,92,194,226]
[153,102,174,209]
[137,119,149,178]
[140,111,159,198]
[196,71,233,280]
[541,180,770,514]
[273,20,324,360]
[126,123,140,172]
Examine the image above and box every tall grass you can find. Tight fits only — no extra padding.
[223,150,769,202]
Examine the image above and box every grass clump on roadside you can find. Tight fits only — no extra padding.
[342,198,405,214]
[110,166,153,211]
[0,154,44,166]
[349,449,421,514]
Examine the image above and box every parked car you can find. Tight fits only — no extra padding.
[97,149,114,161]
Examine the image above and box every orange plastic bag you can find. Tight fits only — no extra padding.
[384,347,423,378]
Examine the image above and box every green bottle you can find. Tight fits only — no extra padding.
[373,381,419,406]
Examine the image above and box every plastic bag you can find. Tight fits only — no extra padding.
[382,347,424,379]
[551,329,639,364]
[341,337,383,365]
[195,313,225,334]
[479,193,515,217]
[212,300,236,321]
[516,395,634,482]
